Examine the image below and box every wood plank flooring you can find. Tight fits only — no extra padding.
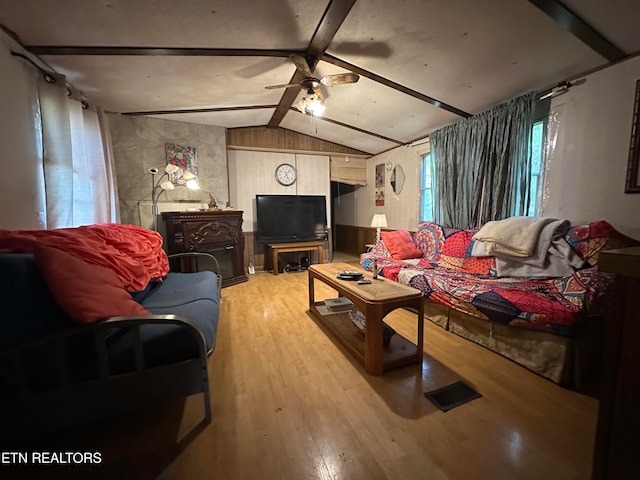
[7,257,599,480]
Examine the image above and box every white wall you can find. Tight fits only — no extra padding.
[334,142,429,231]
[228,150,331,232]
[542,55,640,239]
[0,32,46,229]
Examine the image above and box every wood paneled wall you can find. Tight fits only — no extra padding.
[227,126,369,157]
[243,231,332,271]
[334,224,381,256]
[333,224,420,256]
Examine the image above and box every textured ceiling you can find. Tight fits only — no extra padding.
[1,0,639,154]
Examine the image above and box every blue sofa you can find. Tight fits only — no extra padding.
[0,251,221,438]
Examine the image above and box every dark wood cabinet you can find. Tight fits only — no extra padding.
[161,210,248,287]
[592,246,640,480]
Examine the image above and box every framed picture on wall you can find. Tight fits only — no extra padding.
[626,79,640,193]
[165,142,198,186]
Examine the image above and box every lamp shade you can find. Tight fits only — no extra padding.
[164,164,179,174]
[185,178,200,190]
[370,214,388,228]
[159,180,174,190]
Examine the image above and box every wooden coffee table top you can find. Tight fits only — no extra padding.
[309,262,421,303]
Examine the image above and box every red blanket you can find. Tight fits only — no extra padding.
[0,224,169,292]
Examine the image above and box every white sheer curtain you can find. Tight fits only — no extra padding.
[37,73,119,228]
[98,108,121,224]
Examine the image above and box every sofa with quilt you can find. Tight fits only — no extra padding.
[360,218,639,386]
[0,224,221,438]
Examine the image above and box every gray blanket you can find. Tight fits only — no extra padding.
[472,218,584,277]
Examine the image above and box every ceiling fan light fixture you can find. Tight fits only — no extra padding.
[296,93,325,116]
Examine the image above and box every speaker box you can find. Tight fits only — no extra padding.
[300,256,310,269]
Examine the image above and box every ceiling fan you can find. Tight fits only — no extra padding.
[265,55,359,114]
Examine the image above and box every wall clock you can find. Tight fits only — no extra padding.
[275,163,297,186]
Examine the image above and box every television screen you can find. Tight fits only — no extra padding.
[256,194,328,244]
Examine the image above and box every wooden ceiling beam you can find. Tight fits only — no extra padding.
[27,46,300,57]
[307,0,357,59]
[322,53,471,118]
[528,0,625,62]
[268,0,357,127]
[121,105,279,116]
[267,69,307,127]
[287,107,404,145]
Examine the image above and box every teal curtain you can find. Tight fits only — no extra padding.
[430,92,535,229]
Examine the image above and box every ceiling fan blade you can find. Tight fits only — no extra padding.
[236,57,288,79]
[331,41,393,59]
[265,83,301,90]
[320,72,360,87]
[290,54,313,77]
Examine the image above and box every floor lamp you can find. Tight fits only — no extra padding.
[149,165,200,230]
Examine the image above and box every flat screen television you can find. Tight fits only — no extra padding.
[255,194,328,244]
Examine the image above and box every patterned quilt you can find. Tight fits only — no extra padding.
[361,220,638,337]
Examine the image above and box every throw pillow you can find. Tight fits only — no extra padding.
[413,222,445,262]
[565,221,640,266]
[381,230,423,260]
[34,246,150,324]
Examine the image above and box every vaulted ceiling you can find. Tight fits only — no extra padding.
[2,0,639,155]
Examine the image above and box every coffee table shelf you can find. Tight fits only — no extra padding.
[308,263,424,375]
[310,302,420,371]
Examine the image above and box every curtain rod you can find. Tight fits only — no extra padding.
[538,81,570,100]
[11,51,57,83]
[406,137,429,147]
[537,79,585,101]
[12,51,90,109]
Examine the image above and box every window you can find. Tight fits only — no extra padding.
[527,119,545,216]
[420,119,546,222]
[420,153,434,222]
[37,78,118,228]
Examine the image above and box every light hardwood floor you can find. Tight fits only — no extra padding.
[11,256,599,480]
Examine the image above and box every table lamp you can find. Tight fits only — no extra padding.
[370,214,388,244]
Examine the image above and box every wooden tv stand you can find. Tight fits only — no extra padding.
[267,241,324,276]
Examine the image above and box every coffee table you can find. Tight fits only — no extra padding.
[308,262,424,375]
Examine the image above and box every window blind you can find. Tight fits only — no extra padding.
[330,156,367,186]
